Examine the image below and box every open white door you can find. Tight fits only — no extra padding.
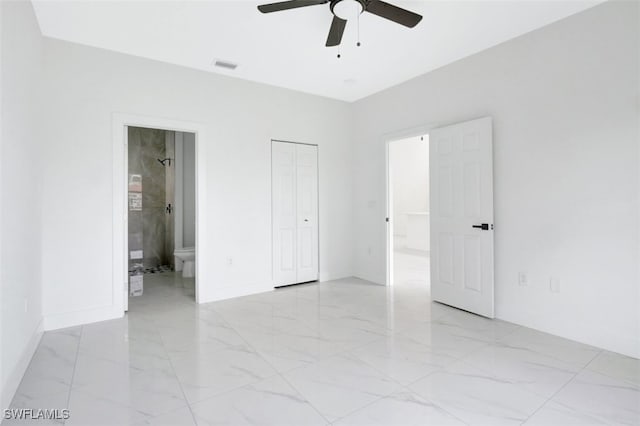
[430,117,494,318]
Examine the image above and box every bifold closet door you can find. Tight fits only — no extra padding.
[272,141,318,286]
[295,144,319,283]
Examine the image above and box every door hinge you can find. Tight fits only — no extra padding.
[385,217,389,223]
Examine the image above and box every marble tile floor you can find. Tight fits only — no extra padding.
[393,250,429,289]
[5,272,640,425]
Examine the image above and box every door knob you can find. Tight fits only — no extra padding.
[304,219,309,222]
[472,223,491,230]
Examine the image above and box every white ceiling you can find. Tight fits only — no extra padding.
[32,0,603,102]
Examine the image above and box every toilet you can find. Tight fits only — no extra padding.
[174,247,195,278]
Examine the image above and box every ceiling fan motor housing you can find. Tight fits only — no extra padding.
[330,0,366,20]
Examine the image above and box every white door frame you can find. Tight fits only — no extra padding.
[385,124,435,287]
[112,113,207,314]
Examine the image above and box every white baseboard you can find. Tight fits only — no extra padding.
[1,319,43,412]
[199,275,361,303]
[200,283,274,304]
[318,272,352,282]
[43,305,122,331]
[353,272,385,286]
[499,307,640,360]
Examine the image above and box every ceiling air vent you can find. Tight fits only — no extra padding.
[213,60,238,70]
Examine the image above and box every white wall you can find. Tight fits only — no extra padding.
[0,0,44,410]
[390,136,429,238]
[353,1,640,358]
[39,38,354,327]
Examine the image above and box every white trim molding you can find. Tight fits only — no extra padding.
[111,113,208,314]
[1,320,43,412]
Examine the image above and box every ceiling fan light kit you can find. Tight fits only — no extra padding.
[332,0,364,20]
[257,0,422,54]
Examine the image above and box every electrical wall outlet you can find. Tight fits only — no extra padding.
[226,257,233,266]
[550,277,561,293]
[518,272,528,286]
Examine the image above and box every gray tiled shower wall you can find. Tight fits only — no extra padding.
[128,127,175,273]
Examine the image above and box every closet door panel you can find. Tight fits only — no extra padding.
[272,142,297,286]
[295,144,319,283]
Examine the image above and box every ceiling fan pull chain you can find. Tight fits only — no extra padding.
[357,11,361,47]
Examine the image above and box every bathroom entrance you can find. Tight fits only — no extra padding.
[387,134,430,289]
[126,126,197,309]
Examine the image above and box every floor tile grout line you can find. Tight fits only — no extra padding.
[210,306,334,425]
[5,326,85,410]
[217,287,447,422]
[183,370,282,408]
[228,311,469,426]
[195,314,331,423]
[63,325,83,425]
[169,303,314,418]
[324,392,389,425]
[581,350,640,387]
[277,373,334,425]
[5,332,44,409]
[152,312,200,426]
[325,383,471,426]
[520,347,605,424]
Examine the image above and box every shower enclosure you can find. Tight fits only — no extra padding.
[128,127,175,275]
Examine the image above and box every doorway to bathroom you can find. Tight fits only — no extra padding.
[125,126,197,311]
[113,114,206,316]
[387,134,430,290]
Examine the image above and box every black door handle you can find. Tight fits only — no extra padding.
[472,223,490,230]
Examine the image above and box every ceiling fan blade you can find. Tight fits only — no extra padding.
[326,16,347,47]
[257,0,327,13]
[365,0,422,28]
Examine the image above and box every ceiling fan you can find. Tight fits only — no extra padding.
[257,0,422,47]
